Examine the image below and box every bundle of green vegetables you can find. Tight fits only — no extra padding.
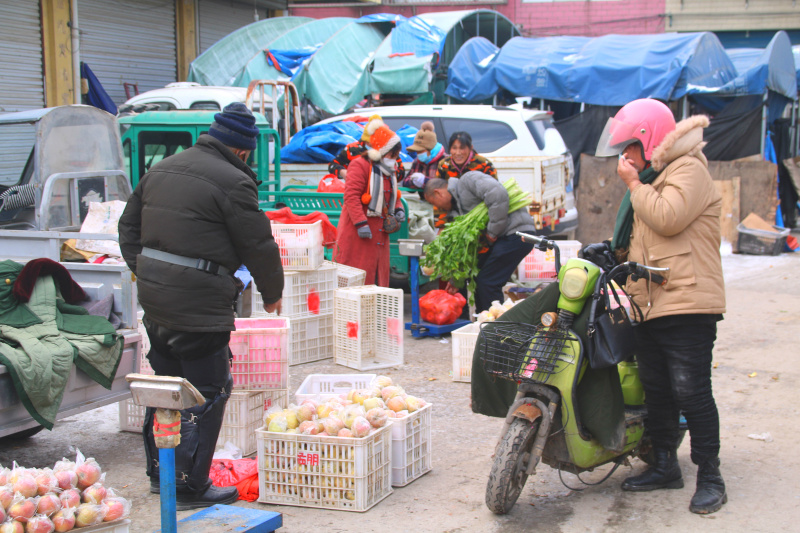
[421,178,532,305]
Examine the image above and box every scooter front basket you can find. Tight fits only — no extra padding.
[478,322,575,384]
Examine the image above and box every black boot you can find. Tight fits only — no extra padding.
[689,458,727,514]
[143,407,161,494]
[622,448,684,491]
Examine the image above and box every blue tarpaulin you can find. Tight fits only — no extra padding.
[264,45,321,78]
[445,37,500,101]
[447,33,737,106]
[391,15,448,57]
[716,32,797,99]
[280,121,419,164]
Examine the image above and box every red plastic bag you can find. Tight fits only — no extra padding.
[209,458,259,502]
[419,290,467,325]
[317,174,346,193]
[265,207,337,247]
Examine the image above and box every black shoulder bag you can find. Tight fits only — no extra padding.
[585,273,643,370]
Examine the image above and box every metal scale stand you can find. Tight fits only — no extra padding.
[398,238,470,338]
[126,374,282,533]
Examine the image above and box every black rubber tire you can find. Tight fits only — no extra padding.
[485,417,540,515]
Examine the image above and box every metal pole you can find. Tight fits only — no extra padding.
[761,91,768,159]
[159,448,177,533]
[681,95,688,120]
[71,0,81,104]
[580,102,585,113]
[409,256,420,333]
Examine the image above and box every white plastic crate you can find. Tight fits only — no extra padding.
[218,389,288,457]
[389,404,432,487]
[118,326,153,432]
[229,317,290,390]
[334,286,404,371]
[517,240,582,281]
[256,425,392,512]
[252,262,336,318]
[451,322,480,383]
[294,374,377,404]
[289,313,334,365]
[271,220,324,271]
[118,400,147,433]
[325,261,366,288]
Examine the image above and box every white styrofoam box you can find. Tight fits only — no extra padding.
[325,261,366,288]
[389,404,432,487]
[334,286,404,371]
[289,313,334,366]
[294,374,377,404]
[256,424,392,512]
[252,262,336,319]
[218,389,288,457]
[451,322,480,383]
[229,317,290,390]
[517,240,582,281]
[271,220,324,271]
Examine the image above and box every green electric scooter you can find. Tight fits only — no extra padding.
[481,232,674,515]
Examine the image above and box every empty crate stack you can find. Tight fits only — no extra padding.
[117,319,152,432]
[222,317,291,456]
[334,285,404,371]
[517,240,582,281]
[256,220,336,365]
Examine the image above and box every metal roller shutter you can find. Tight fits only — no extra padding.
[198,0,265,54]
[79,0,177,105]
[0,2,44,185]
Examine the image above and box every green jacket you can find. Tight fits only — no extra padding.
[0,260,123,429]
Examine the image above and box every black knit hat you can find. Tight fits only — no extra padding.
[208,102,259,150]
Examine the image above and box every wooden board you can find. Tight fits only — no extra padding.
[576,155,777,247]
[713,177,740,246]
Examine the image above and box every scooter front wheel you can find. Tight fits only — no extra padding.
[485,417,540,515]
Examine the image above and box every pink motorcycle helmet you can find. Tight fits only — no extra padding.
[595,99,676,161]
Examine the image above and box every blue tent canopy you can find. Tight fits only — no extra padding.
[447,32,737,106]
[445,37,500,102]
[716,31,797,99]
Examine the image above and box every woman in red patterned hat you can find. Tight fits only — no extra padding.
[333,120,405,287]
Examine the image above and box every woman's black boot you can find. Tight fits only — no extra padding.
[689,457,727,514]
[621,448,683,491]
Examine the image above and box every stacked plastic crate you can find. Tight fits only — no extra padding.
[117,318,152,432]
[516,240,582,281]
[333,285,404,371]
[221,316,291,456]
[252,220,336,365]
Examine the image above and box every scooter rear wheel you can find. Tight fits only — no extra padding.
[486,417,540,515]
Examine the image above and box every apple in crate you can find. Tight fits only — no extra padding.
[9,498,36,523]
[51,508,75,533]
[0,520,24,533]
[25,516,54,533]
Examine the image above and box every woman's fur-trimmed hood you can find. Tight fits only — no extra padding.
[650,115,710,172]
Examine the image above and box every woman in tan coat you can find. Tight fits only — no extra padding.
[596,98,726,515]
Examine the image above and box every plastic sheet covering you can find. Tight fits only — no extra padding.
[356,13,406,24]
[292,22,387,114]
[480,33,736,106]
[369,34,434,96]
[232,18,353,86]
[794,45,800,93]
[714,32,797,99]
[445,37,500,101]
[280,121,363,163]
[187,16,312,85]
[391,15,447,57]
[264,45,322,78]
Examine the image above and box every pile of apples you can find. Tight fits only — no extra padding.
[0,451,131,533]
[265,375,428,437]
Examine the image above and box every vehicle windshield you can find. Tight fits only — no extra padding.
[525,118,556,151]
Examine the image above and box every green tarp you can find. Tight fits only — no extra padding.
[187,16,312,86]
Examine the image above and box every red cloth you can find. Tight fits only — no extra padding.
[332,157,402,287]
[209,458,259,502]
[265,207,337,247]
[12,258,87,304]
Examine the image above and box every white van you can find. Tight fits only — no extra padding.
[120,82,253,111]
[316,105,578,238]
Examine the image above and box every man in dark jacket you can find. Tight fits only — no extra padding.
[424,172,536,312]
[118,103,284,510]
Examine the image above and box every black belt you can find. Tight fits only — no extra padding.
[140,247,231,276]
